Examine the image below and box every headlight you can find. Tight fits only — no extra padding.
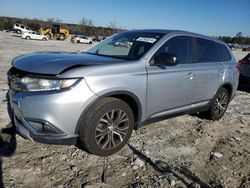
[21,77,79,92]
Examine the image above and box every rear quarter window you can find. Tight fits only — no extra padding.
[196,38,218,63]
[216,43,231,61]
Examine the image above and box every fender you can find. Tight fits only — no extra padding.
[74,90,142,134]
[215,82,233,99]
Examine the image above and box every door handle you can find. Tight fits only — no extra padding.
[186,72,194,80]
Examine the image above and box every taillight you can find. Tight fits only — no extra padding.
[238,59,247,65]
[237,59,247,71]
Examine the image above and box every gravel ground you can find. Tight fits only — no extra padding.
[0,31,250,188]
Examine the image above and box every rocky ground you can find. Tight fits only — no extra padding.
[0,31,249,188]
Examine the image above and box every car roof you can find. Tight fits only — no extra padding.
[124,29,226,45]
[127,29,177,34]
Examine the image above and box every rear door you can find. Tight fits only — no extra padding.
[192,37,225,103]
[82,37,89,43]
[33,32,40,40]
[36,32,43,40]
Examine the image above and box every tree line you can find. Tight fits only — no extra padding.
[1,16,250,44]
[217,32,250,45]
[0,16,124,37]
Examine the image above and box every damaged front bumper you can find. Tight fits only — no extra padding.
[6,75,97,145]
[7,90,78,145]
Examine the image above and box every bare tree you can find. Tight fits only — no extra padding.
[79,17,88,35]
[86,19,94,36]
[46,18,62,27]
[236,32,242,38]
[55,18,62,23]
[109,22,118,34]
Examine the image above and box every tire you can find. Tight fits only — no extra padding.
[205,87,229,120]
[42,37,47,41]
[45,34,51,40]
[17,30,21,34]
[26,36,31,40]
[59,34,65,40]
[78,97,134,156]
[89,41,92,44]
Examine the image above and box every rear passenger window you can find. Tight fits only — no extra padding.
[157,36,192,64]
[21,25,24,29]
[216,43,231,61]
[196,38,218,63]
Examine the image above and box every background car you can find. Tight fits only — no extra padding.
[72,35,92,44]
[13,23,32,34]
[242,47,250,52]
[21,31,48,41]
[238,53,250,86]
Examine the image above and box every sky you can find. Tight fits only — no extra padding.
[0,0,249,36]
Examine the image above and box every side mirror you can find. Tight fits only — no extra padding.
[154,52,179,66]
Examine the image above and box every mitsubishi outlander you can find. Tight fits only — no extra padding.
[7,30,239,156]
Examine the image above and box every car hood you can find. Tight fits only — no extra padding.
[12,52,126,75]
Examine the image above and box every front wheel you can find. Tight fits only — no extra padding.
[58,34,65,40]
[78,97,134,156]
[26,36,31,40]
[45,34,51,40]
[206,87,229,120]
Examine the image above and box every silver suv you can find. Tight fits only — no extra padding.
[7,30,239,156]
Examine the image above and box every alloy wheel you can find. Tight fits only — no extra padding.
[95,109,129,150]
[214,91,228,117]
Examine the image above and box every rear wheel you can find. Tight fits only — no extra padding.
[205,87,229,120]
[78,97,134,156]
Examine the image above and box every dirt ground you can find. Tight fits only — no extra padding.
[0,31,249,188]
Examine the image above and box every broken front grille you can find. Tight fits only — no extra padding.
[7,67,25,92]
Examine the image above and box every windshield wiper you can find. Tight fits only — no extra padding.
[84,52,130,60]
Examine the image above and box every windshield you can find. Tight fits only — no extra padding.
[85,32,164,60]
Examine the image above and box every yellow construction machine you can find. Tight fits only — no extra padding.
[39,24,70,40]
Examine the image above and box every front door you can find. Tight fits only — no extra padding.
[146,36,195,118]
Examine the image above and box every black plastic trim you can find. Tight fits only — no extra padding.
[140,104,209,128]
[31,133,77,145]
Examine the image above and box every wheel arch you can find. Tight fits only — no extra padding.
[75,91,142,134]
[220,82,233,99]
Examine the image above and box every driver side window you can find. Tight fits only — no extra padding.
[157,36,192,64]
